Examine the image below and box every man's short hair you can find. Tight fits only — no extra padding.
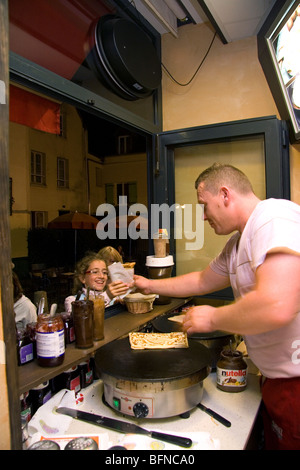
[195,163,254,195]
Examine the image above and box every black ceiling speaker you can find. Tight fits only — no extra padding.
[86,14,162,100]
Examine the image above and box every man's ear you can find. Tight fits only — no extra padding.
[220,186,230,206]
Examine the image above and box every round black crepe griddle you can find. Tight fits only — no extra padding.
[95,336,211,382]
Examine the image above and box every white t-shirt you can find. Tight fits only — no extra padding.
[14,295,37,329]
[210,198,300,378]
[64,287,112,313]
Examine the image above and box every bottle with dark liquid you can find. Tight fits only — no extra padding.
[72,300,94,349]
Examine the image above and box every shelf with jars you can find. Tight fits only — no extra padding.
[18,297,190,395]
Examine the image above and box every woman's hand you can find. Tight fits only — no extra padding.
[107,280,129,299]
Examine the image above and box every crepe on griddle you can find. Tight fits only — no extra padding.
[168,314,186,324]
[129,332,188,350]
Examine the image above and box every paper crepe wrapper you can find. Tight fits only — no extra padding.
[108,262,135,298]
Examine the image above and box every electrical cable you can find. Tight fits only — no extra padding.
[161,31,217,86]
[128,0,217,87]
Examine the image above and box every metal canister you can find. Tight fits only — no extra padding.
[64,437,98,450]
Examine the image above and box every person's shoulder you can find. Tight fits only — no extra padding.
[224,231,240,248]
[252,198,300,222]
[258,198,300,212]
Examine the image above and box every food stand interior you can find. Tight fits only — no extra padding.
[1,0,300,449]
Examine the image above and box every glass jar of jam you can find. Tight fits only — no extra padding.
[63,366,81,394]
[20,392,32,423]
[61,312,75,344]
[79,360,93,388]
[36,313,65,367]
[26,322,37,358]
[16,327,34,366]
[216,349,248,392]
[30,381,52,415]
[72,300,94,349]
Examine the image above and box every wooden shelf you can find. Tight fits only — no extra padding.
[18,298,189,395]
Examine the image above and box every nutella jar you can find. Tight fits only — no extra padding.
[216,349,248,392]
[36,313,65,367]
[72,300,94,349]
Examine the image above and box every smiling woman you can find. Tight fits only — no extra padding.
[64,252,129,312]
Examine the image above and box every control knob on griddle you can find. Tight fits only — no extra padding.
[133,402,149,418]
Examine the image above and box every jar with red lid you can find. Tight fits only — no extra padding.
[63,366,81,394]
[36,313,65,367]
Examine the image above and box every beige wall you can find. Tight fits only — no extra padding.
[161,23,300,204]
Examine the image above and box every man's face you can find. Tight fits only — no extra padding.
[196,182,232,235]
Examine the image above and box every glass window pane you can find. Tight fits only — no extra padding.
[174,136,266,276]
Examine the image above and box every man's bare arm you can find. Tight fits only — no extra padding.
[133,265,230,298]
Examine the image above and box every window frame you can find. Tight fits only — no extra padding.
[57,156,69,189]
[30,150,46,186]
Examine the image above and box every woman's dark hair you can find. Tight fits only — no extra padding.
[13,271,23,302]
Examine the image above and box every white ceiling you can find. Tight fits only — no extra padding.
[130,0,277,42]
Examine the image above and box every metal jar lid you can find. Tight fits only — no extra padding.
[31,381,49,390]
[28,440,60,450]
[64,437,98,450]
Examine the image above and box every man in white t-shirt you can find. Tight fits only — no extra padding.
[133,163,300,450]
